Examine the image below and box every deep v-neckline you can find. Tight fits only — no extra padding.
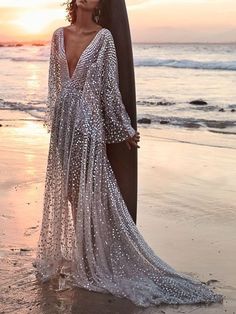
[61,27,104,80]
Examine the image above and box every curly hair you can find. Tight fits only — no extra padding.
[62,0,106,25]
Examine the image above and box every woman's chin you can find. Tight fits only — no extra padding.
[77,4,85,8]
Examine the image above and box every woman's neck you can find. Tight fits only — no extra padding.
[73,9,98,32]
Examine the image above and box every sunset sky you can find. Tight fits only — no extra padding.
[0,0,235,43]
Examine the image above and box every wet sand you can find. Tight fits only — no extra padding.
[0,110,235,313]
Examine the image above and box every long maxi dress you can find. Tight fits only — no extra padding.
[33,26,224,307]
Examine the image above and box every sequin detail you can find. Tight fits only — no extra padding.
[33,27,224,307]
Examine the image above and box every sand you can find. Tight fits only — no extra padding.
[0,110,235,313]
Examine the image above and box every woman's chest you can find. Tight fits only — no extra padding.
[56,27,105,83]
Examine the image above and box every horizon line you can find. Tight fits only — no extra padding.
[1,40,236,45]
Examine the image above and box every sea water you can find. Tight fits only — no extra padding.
[0,41,235,134]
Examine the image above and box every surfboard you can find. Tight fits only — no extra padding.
[100,0,138,223]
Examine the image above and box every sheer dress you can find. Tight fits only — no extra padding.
[33,27,224,307]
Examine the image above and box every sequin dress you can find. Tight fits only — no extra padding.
[33,26,224,307]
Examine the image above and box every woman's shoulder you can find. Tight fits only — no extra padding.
[101,27,112,37]
[52,26,63,37]
[100,28,115,45]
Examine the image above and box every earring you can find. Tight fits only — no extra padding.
[94,7,101,23]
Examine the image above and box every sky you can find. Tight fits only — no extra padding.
[0,0,236,43]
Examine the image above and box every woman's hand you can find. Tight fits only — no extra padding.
[125,131,140,150]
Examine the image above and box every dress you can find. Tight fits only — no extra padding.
[33,26,224,307]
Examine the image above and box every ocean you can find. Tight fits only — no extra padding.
[0,41,236,134]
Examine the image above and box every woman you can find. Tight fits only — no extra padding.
[33,0,224,308]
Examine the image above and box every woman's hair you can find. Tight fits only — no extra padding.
[62,0,105,25]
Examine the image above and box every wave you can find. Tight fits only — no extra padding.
[0,99,45,120]
[137,114,236,130]
[1,53,236,71]
[137,100,176,106]
[1,100,235,133]
[11,57,47,62]
[134,58,236,71]
[0,46,49,62]
[0,56,48,62]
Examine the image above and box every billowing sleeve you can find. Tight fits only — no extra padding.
[100,31,136,144]
[43,30,61,133]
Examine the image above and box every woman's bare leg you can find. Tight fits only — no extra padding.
[71,203,77,231]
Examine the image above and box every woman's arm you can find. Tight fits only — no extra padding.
[100,30,136,144]
[44,30,60,133]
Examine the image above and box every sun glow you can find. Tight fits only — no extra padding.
[0,0,235,42]
[13,11,52,34]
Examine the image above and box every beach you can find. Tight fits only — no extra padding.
[0,110,235,313]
